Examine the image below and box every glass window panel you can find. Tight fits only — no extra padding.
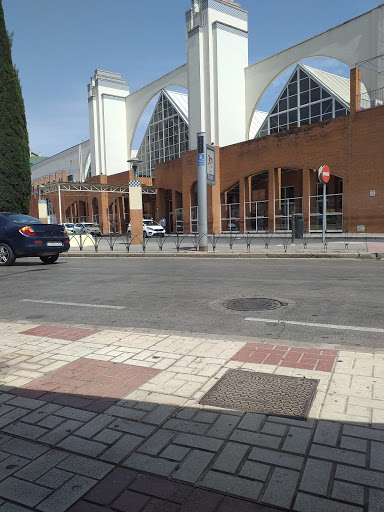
[322,99,332,114]
[271,104,278,115]
[281,89,287,98]
[279,112,287,125]
[300,106,309,120]
[270,126,278,134]
[299,69,307,79]
[279,98,287,111]
[310,79,318,90]
[279,125,287,132]
[335,109,347,117]
[311,103,320,117]
[289,71,297,83]
[300,91,310,105]
[270,115,278,128]
[300,119,310,126]
[322,112,332,120]
[321,89,331,99]
[289,110,297,123]
[311,87,321,102]
[300,77,309,91]
[289,95,297,108]
[311,115,320,123]
[335,100,344,111]
[288,82,297,95]
[259,129,268,137]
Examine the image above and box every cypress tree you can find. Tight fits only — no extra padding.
[0,0,30,213]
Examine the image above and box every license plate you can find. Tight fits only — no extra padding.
[46,242,63,247]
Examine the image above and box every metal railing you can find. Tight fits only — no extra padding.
[359,87,384,110]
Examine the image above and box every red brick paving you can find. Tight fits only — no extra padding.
[20,325,99,341]
[12,358,160,412]
[232,343,338,372]
[69,469,281,512]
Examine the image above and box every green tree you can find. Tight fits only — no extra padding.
[0,0,30,213]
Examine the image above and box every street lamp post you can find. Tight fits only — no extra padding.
[127,157,143,179]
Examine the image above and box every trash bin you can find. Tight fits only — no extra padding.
[293,214,304,239]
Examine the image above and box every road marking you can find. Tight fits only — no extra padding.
[21,299,125,310]
[245,317,384,333]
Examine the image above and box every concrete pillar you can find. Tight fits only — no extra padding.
[99,192,109,234]
[129,181,143,244]
[171,189,177,233]
[116,197,125,233]
[239,177,247,232]
[302,168,311,232]
[268,169,276,232]
[350,68,362,114]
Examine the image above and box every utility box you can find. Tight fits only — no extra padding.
[292,214,304,239]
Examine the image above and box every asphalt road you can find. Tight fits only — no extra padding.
[1,256,383,349]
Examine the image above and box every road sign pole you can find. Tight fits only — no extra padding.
[322,182,326,244]
[197,132,208,251]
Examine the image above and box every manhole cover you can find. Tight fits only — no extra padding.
[199,370,318,419]
[224,298,284,311]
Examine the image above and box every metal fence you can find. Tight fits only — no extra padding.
[359,87,384,110]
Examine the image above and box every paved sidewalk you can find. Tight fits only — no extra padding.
[0,321,383,511]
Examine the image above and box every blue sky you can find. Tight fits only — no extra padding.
[3,0,382,156]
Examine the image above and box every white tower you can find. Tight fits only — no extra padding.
[88,70,130,176]
[186,0,248,149]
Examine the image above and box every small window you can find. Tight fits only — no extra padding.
[288,82,297,95]
[311,103,320,117]
[311,88,321,102]
[322,89,331,99]
[289,95,297,109]
[322,99,332,115]
[289,71,297,83]
[299,69,307,80]
[289,110,297,123]
[335,100,344,111]
[271,104,278,115]
[300,106,309,120]
[281,89,287,99]
[310,79,318,90]
[279,112,287,125]
[300,91,310,105]
[270,116,278,128]
[279,98,287,112]
[300,77,309,92]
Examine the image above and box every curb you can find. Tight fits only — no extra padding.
[61,251,377,259]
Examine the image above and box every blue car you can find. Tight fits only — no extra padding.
[0,213,70,266]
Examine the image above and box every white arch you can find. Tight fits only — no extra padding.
[245,4,384,138]
[126,65,188,157]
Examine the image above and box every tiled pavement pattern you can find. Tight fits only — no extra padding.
[20,325,100,342]
[12,359,160,413]
[0,322,383,510]
[232,343,338,372]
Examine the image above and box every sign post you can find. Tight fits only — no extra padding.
[197,132,208,251]
[318,165,331,244]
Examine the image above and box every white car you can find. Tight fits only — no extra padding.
[128,219,165,238]
[73,222,102,236]
[61,223,75,234]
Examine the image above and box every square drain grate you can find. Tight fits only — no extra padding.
[199,369,319,419]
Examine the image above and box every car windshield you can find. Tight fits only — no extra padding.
[65,224,74,228]
[2,213,44,224]
[144,220,159,226]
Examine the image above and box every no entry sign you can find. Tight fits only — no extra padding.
[318,165,331,183]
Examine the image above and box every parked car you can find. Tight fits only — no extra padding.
[73,222,102,236]
[0,212,70,266]
[128,219,165,238]
[61,222,75,234]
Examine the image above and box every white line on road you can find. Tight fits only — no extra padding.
[245,317,384,333]
[21,299,125,310]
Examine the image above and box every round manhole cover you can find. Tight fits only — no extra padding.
[224,298,284,312]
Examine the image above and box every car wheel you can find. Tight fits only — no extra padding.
[0,243,16,266]
[40,254,59,264]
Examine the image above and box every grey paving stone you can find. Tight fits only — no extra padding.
[370,441,384,471]
[313,421,340,446]
[74,414,114,438]
[206,414,242,439]
[0,456,30,482]
[261,467,300,509]
[174,433,223,452]
[0,406,15,418]
[201,471,263,501]
[55,407,96,422]
[94,428,122,445]
[1,439,48,460]
[5,397,45,410]
[174,407,197,420]
[299,458,332,495]
[15,450,69,482]
[239,460,270,481]
[261,421,287,436]
[111,418,155,437]
[161,445,190,461]
[310,444,366,466]
[0,435,11,447]
[0,452,8,463]
[123,452,178,477]
[37,475,96,512]
[340,436,367,453]
[36,468,73,489]
[104,406,145,421]
[138,429,175,456]
[293,492,363,512]
[0,394,13,404]
[231,430,281,449]
[57,454,112,480]
[212,442,248,473]
[0,409,28,429]
[143,404,178,426]
[332,481,364,505]
[100,433,143,463]
[249,446,304,470]
[37,415,65,429]
[237,413,264,432]
[0,477,51,507]
[2,422,48,441]
[22,404,62,425]
[0,504,33,511]
[369,488,384,512]
[193,411,219,424]
[38,419,84,445]
[133,401,156,412]
[335,465,384,489]
[58,435,105,457]
[343,424,384,442]
[270,416,314,428]
[282,426,312,454]
[163,419,208,435]
[173,449,215,484]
